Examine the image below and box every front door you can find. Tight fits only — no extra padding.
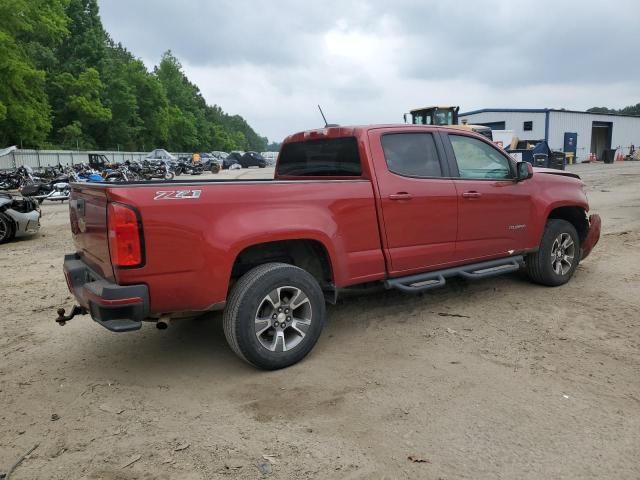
[442,132,532,262]
[368,129,458,275]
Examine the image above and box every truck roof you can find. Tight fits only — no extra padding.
[282,124,480,143]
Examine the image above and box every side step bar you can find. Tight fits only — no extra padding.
[385,256,524,294]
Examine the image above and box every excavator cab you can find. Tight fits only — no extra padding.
[408,106,460,126]
[404,105,493,141]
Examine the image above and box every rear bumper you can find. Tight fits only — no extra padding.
[581,214,601,260]
[63,254,149,332]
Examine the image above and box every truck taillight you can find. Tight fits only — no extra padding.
[108,202,143,268]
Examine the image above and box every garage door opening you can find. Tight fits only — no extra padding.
[591,121,612,161]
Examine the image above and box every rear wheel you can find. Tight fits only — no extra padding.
[0,212,15,243]
[223,263,326,370]
[525,219,579,286]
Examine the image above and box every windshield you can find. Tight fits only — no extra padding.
[434,110,453,125]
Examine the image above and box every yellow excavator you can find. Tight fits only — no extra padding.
[404,106,493,140]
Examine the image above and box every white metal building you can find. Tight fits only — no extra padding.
[459,108,640,161]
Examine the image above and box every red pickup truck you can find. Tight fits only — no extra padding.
[59,125,601,369]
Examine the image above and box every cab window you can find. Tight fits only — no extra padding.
[381,133,443,178]
[449,135,512,179]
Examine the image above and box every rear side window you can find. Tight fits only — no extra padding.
[277,137,362,176]
[381,133,443,177]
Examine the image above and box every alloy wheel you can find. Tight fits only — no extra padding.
[254,286,312,352]
[550,232,575,276]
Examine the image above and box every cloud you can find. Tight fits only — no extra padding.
[99,0,640,141]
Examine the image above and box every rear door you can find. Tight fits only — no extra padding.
[368,128,458,275]
[441,132,532,262]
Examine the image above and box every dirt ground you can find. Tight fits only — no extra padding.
[1,163,639,479]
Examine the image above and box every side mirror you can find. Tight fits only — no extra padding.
[517,161,534,181]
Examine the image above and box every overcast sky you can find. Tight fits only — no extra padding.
[100,0,640,142]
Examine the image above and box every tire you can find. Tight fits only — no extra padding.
[0,212,15,244]
[223,263,326,370]
[525,219,580,286]
[175,167,183,176]
[211,164,220,174]
[163,171,175,180]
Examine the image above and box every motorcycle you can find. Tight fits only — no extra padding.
[175,158,204,176]
[1,166,33,191]
[104,164,142,182]
[21,167,73,203]
[73,163,105,182]
[140,160,174,180]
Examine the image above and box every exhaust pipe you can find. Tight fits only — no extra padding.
[156,315,171,330]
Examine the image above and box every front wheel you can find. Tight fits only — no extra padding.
[525,219,580,286]
[163,171,175,180]
[223,263,326,370]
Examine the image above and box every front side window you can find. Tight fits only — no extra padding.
[381,133,443,178]
[449,135,512,180]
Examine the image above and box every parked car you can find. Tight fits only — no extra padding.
[199,153,221,174]
[223,152,243,169]
[240,151,267,168]
[58,125,601,370]
[0,192,40,243]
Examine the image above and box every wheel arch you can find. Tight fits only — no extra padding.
[0,210,16,242]
[229,238,335,299]
[546,205,589,244]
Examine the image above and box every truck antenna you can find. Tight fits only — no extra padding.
[317,105,339,127]
[318,105,329,127]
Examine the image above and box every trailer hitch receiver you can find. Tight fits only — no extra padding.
[55,305,88,326]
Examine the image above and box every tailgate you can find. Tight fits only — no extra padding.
[69,184,114,281]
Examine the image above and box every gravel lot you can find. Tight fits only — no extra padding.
[1,163,639,479]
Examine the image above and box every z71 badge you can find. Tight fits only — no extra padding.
[154,190,202,200]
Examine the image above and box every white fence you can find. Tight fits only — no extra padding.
[0,150,191,170]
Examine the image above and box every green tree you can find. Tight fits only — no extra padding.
[266,141,281,152]
[620,103,640,116]
[0,0,69,147]
[587,104,640,116]
[51,68,112,147]
[587,107,616,114]
[0,1,267,151]
[58,120,85,149]
[56,0,105,75]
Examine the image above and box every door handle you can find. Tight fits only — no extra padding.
[462,191,482,199]
[389,192,412,201]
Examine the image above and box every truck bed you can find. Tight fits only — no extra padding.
[69,178,387,314]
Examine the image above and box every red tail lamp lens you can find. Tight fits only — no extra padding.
[108,203,143,267]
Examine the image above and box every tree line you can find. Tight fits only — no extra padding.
[0,0,268,152]
[587,103,640,116]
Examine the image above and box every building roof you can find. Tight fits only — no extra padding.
[460,108,640,119]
